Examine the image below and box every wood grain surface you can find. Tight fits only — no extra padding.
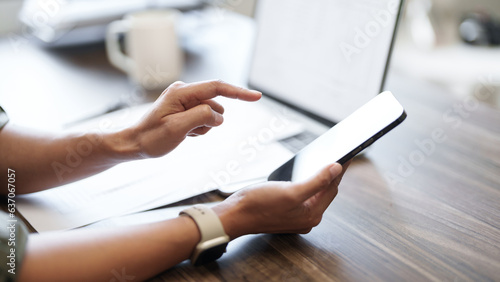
[1,10,499,281]
[152,72,500,282]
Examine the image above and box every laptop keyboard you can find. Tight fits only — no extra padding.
[278,131,319,154]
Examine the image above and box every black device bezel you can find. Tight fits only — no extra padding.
[267,109,407,182]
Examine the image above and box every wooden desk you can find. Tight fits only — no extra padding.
[1,11,499,282]
[156,71,500,281]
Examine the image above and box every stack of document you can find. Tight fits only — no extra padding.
[17,99,299,232]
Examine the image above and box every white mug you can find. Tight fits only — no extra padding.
[106,9,183,90]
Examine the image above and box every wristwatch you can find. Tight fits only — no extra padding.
[180,205,230,266]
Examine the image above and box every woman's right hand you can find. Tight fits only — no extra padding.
[213,162,349,239]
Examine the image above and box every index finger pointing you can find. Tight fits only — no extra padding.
[178,80,262,102]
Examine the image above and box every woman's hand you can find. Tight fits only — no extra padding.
[214,162,350,239]
[122,80,261,158]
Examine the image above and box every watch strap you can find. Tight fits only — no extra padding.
[180,205,230,265]
[180,205,228,242]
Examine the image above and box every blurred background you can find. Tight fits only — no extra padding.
[393,0,500,107]
[0,0,499,129]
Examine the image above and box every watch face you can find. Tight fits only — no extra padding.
[193,243,228,266]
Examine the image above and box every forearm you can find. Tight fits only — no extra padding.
[19,216,200,282]
[0,81,262,194]
[0,123,140,194]
[16,163,347,281]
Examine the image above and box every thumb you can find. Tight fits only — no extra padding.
[172,104,224,135]
[294,163,343,201]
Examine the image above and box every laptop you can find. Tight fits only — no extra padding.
[16,0,405,232]
[217,0,404,194]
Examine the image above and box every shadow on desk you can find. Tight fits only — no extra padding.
[156,233,345,281]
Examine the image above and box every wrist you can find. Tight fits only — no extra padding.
[180,205,230,266]
[212,200,249,240]
[98,128,142,162]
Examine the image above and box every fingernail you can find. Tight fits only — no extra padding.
[250,90,262,95]
[329,163,342,177]
[215,113,224,125]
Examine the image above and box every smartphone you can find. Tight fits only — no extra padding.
[267,91,406,182]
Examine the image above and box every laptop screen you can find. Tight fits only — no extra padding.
[248,0,403,124]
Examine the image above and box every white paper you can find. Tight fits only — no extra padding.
[17,99,296,232]
[84,203,218,229]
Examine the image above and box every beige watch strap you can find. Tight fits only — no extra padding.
[180,205,228,242]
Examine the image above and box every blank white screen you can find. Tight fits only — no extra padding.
[249,0,401,123]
